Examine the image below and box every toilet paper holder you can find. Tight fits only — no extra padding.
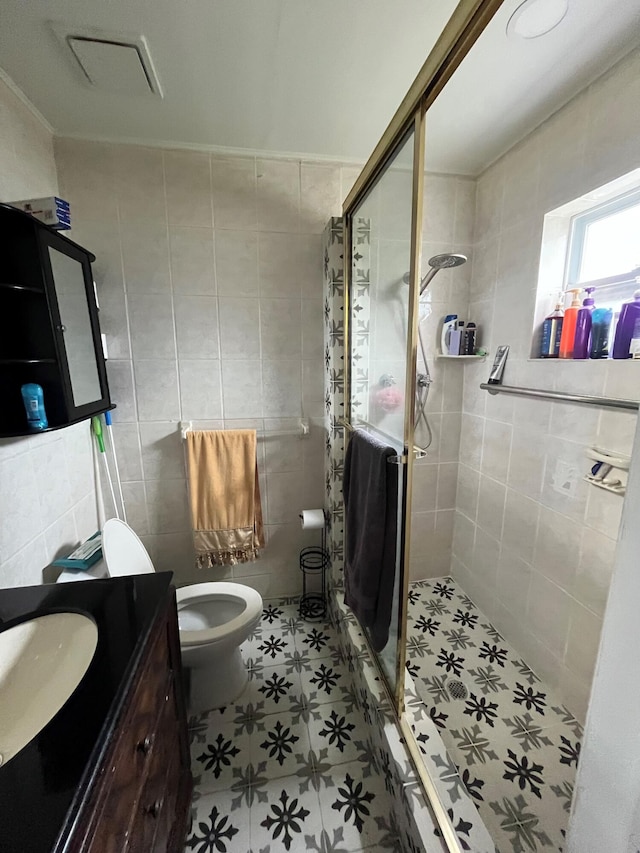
[299,509,329,621]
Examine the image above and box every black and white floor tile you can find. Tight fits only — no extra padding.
[185,600,401,853]
[406,577,584,852]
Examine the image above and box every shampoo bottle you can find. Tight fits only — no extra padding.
[589,307,613,359]
[558,289,582,359]
[540,299,564,358]
[441,314,458,354]
[573,287,596,360]
[612,289,640,359]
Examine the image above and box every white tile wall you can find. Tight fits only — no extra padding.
[0,78,99,588]
[408,173,476,582]
[55,139,355,594]
[449,46,640,722]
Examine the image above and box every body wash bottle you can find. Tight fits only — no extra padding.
[573,287,596,360]
[612,289,640,359]
[559,289,582,359]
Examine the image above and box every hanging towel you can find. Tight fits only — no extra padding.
[343,429,399,652]
[186,429,265,568]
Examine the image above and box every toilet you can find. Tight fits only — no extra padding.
[102,519,263,712]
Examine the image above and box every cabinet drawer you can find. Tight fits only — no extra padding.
[127,687,181,853]
[83,627,173,852]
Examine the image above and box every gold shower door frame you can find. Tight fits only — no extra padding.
[342,2,506,850]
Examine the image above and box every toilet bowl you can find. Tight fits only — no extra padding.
[102,519,262,712]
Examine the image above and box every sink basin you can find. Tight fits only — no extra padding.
[0,611,98,767]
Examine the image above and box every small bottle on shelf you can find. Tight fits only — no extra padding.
[540,298,564,358]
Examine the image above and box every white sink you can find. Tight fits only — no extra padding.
[0,612,98,767]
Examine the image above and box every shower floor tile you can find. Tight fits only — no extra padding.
[407,576,583,853]
[185,602,400,853]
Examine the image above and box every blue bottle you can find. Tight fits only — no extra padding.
[589,307,613,359]
[21,383,48,430]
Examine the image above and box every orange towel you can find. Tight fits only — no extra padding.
[186,429,265,568]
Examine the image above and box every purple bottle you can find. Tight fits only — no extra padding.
[612,289,640,359]
[573,287,596,359]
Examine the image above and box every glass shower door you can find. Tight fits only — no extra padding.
[345,123,423,697]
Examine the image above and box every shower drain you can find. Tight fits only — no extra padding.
[446,678,469,700]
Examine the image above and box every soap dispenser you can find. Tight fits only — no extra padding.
[559,289,582,359]
[573,287,596,360]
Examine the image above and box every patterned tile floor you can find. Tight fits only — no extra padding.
[184,600,401,853]
[406,577,583,853]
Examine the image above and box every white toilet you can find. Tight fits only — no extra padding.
[102,519,263,712]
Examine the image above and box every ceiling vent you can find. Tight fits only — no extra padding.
[50,25,163,97]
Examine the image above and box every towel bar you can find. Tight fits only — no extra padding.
[480,383,639,411]
[180,419,310,440]
[337,418,428,464]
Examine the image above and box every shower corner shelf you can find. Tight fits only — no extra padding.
[436,354,486,361]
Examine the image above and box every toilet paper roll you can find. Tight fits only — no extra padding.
[299,509,325,530]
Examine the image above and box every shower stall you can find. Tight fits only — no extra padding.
[328,1,640,850]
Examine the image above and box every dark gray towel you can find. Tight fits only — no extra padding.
[343,429,399,653]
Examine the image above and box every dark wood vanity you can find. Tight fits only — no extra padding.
[0,573,192,853]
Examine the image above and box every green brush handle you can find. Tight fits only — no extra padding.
[92,416,105,453]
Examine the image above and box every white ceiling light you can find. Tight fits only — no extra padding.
[506,0,569,39]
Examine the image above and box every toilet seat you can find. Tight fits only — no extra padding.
[176,583,263,647]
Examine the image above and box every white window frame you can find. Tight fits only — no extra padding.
[565,188,640,296]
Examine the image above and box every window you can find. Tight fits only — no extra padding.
[565,189,640,310]
[533,170,640,358]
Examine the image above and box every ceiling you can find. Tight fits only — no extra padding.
[0,0,457,163]
[0,0,638,175]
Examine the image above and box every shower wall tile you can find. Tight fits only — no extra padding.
[139,422,186,481]
[121,220,172,295]
[164,149,212,228]
[221,360,263,419]
[178,360,223,420]
[450,47,640,721]
[257,159,300,232]
[128,295,176,360]
[169,226,216,295]
[114,146,166,223]
[214,230,259,296]
[174,295,220,359]
[218,298,261,359]
[210,156,257,231]
[134,360,181,422]
[111,423,143,482]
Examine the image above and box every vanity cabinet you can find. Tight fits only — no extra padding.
[0,203,112,437]
[66,587,192,853]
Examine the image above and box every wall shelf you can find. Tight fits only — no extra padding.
[0,404,116,439]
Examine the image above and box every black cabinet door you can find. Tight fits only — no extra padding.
[38,228,111,423]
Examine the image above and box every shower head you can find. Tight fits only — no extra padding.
[403,252,467,294]
[427,253,467,271]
